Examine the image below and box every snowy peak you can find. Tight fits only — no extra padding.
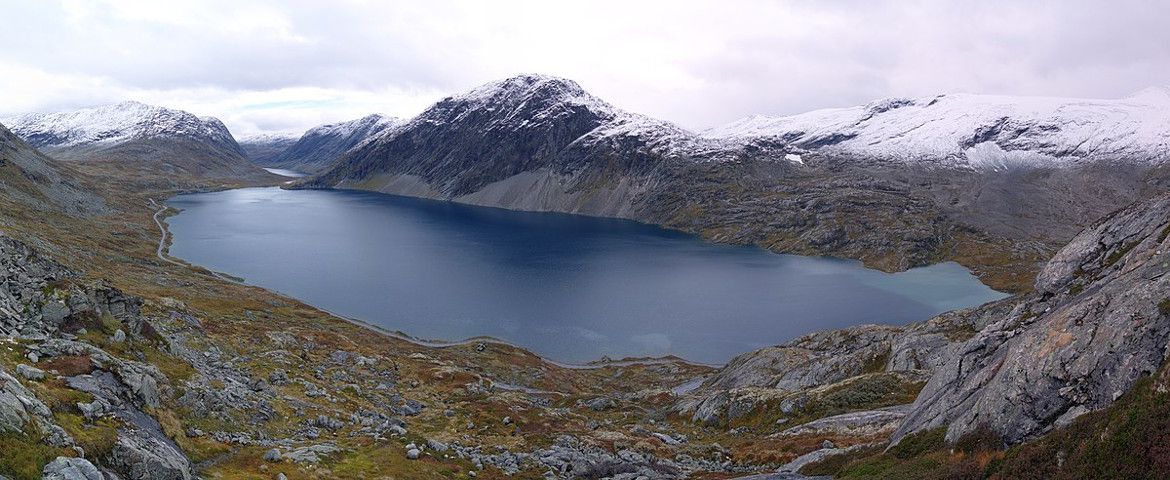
[704,90,1170,167]
[2,101,241,154]
[304,113,401,140]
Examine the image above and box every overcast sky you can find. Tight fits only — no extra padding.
[2,0,1167,137]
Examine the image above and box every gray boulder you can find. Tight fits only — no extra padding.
[15,364,45,381]
[42,456,103,480]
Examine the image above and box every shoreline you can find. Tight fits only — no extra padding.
[150,194,724,371]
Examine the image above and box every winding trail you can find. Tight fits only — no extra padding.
[148,198,721,373]
[150,198,186,268]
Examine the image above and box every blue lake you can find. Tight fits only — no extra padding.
[166,187,1007,364]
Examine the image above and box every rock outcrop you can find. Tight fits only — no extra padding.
[893,193,1170,444]
[675,302,1014,425]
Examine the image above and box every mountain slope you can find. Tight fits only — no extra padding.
[306,74,723,216]
[259,114,401,174]
[705,88,1170,169]
[2,102,277,188]
[0,122,105,216]
[237,132,298,165]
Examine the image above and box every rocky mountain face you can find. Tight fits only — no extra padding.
[237,133,299,165]
[257,114,401,174]
[0,122,106,216]
[892,192,1170,445]
[2,102,276,187]
[301,75,1170,290]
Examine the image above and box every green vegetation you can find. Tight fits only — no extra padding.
[1104,241,1137,267]
[1160,298,1170,316]
[0,430,69,480]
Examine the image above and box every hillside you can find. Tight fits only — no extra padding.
[0,122,106,216]
[257,114,401,174]
[2,102,279,189]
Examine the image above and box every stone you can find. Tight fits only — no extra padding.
[42,456,103,480]
[263,448,282,462]
[112,329,127,343]
[406,448,421,460]
[15,364,45,381]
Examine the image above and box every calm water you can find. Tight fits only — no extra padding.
[166,187,1007,364]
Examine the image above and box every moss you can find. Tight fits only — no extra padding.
[1158,223,1170,244]
[1067,283,1083,296]
[1104,241,1137,267]
[1160,298,1170,317]
[0,430,70,480]
[54,412,120,459]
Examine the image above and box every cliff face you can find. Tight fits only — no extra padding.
[893,193,1170,444]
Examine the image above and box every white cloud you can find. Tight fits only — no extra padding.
[1,0,1167,137]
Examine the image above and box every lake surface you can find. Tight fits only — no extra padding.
[166,187,1007,364]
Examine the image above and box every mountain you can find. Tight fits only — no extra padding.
[258,114,402,174]
[0,122,105,215]
[2,101,277,188]
[705,87,1170,169]
[302,75,1170,291]
[237,132,299,165]
[306,74,720,212]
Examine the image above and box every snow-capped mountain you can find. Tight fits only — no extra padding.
[237,132,299,165]
[260,114,402,173]
[704,88,1170,169]
[2,101,244,156]
[2,102,275,186]
[309,74,731,197]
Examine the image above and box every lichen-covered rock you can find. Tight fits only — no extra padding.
[894,193,1170,445]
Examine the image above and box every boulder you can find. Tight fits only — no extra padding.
[42,456,103,480]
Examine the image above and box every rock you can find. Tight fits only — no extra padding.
[475,342,486,352]
[426,438,449,452]
[43,456,103,480]
[502,416,513,425]
[112,329,127,343]
[313,415,343,431]
[26,352,39,363]
[821,440,835,449]
[263,448,282,462]
[268,369,289,385]
[406,448,421,459]
[284,444,340,464]
[108,432,194,480]
[15,364,44,381]
[277,474,287,480]
[77,399,110,421]
[777,405,910,438]
[330,350,351,364]
[894,193,1170,445]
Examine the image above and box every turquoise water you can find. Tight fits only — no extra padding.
[166,187,1006,363]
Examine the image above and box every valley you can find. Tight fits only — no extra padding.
[0,72,1166,480]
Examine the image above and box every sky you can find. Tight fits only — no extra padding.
[1,0,1168,138]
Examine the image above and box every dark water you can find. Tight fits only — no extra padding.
[166,187,1007,364]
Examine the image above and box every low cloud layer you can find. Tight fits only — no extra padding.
[2,0,1167,137]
